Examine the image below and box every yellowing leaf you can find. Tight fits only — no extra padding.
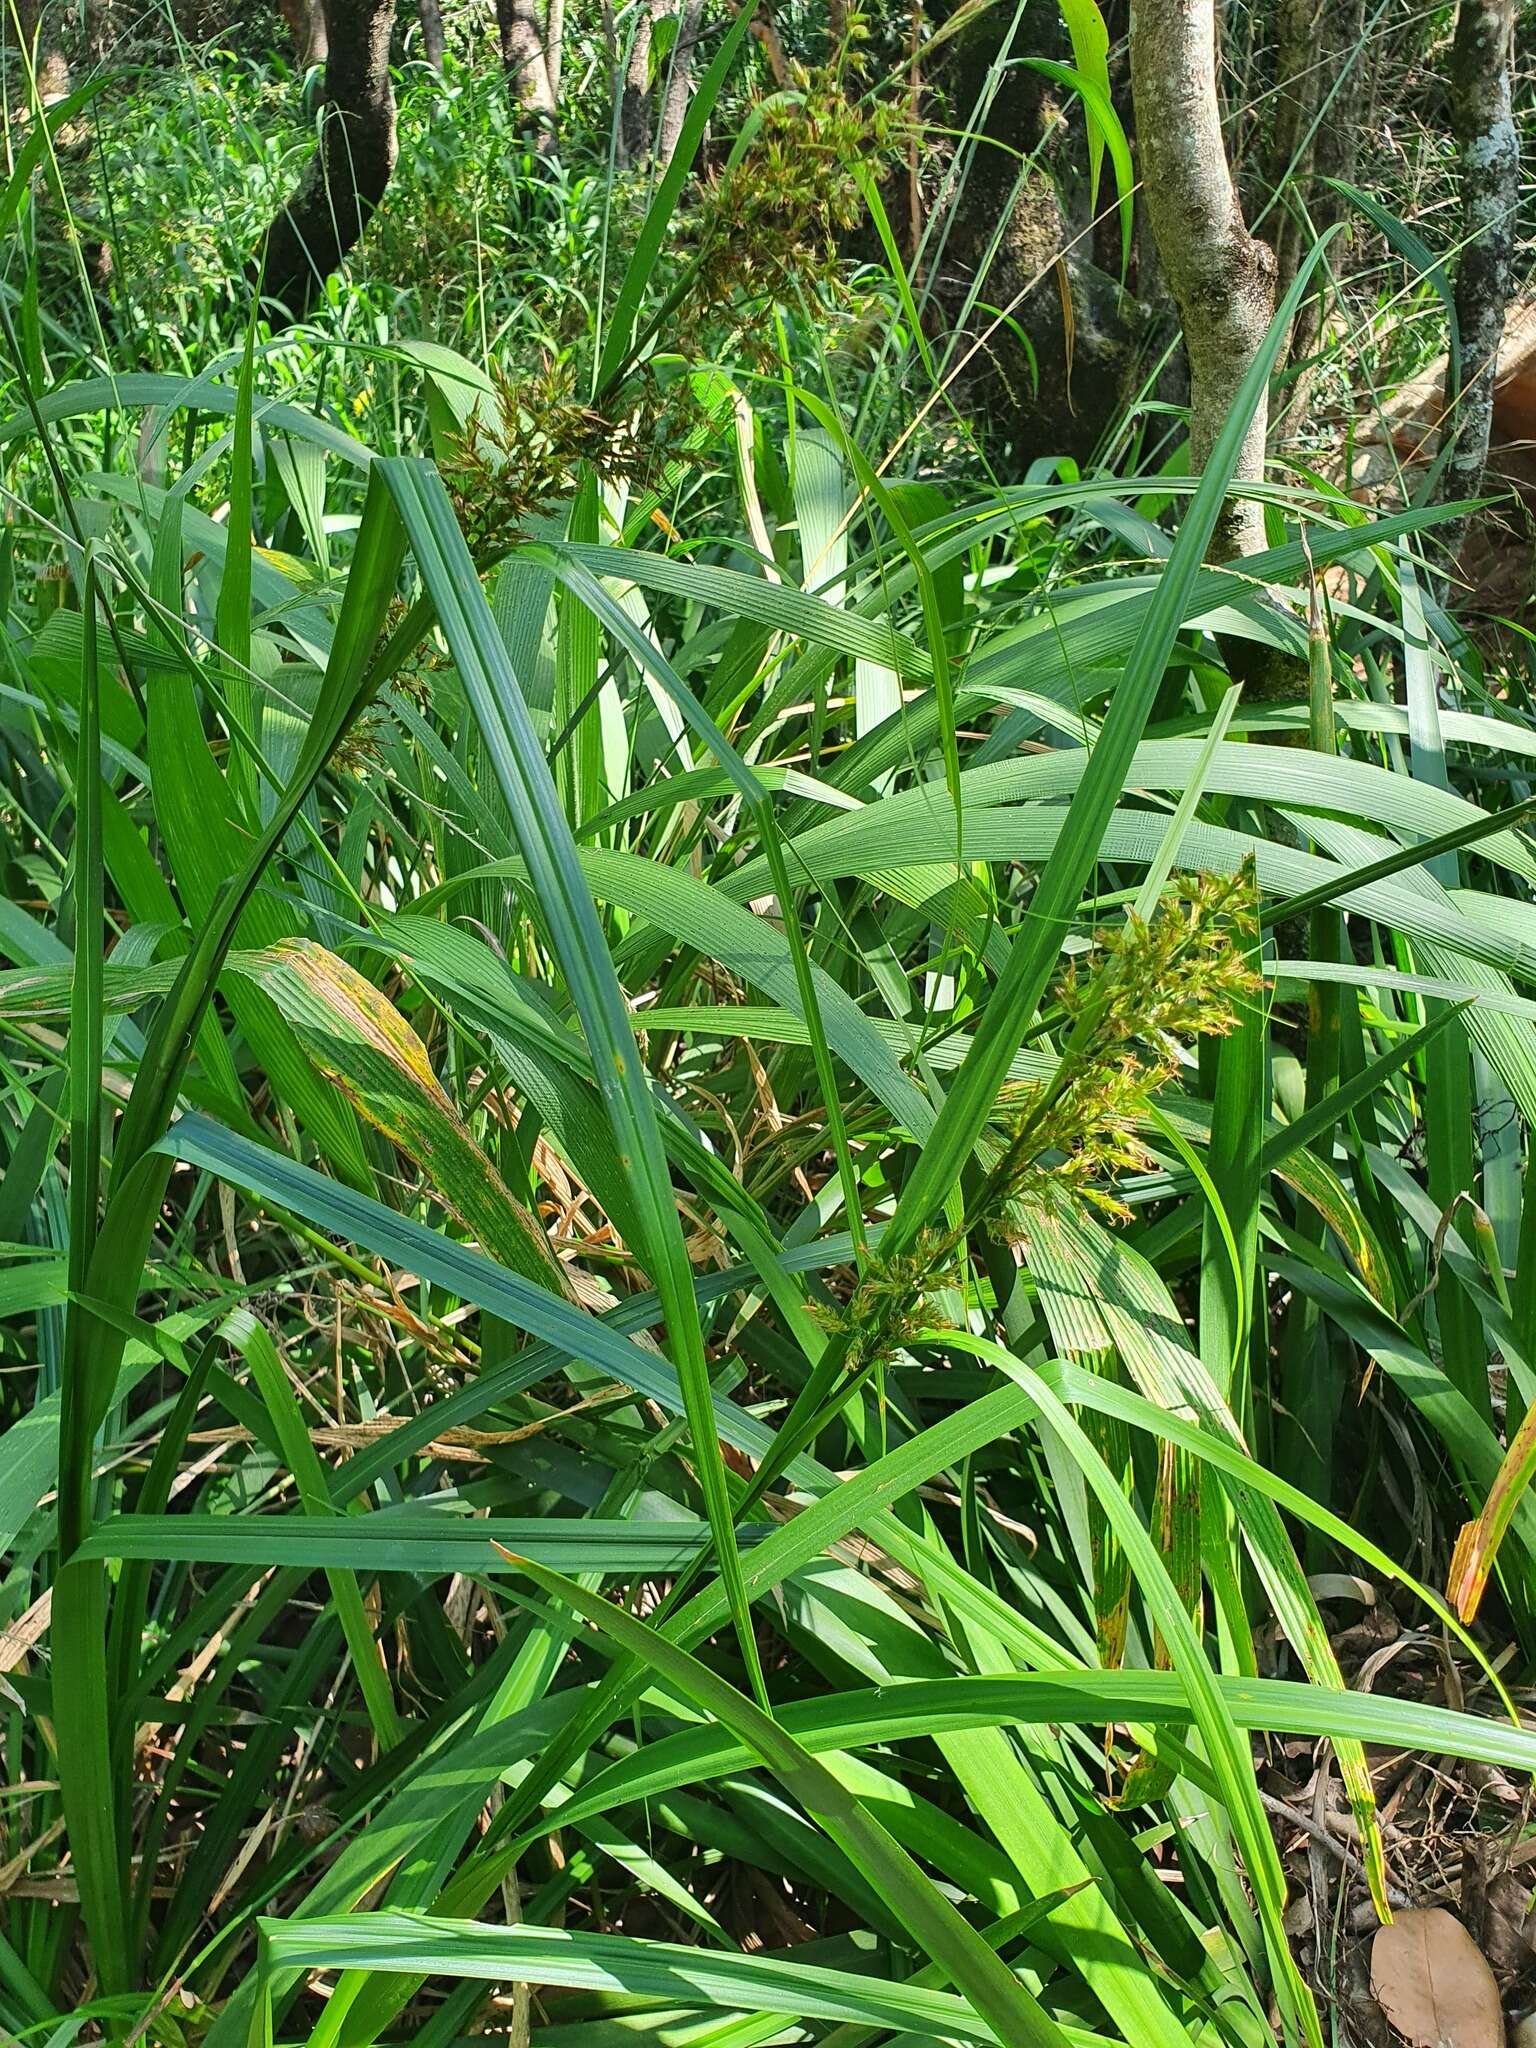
[1275,1145,1398,1314]
[251,940,575,1301]
[1448,1397,1536,1622]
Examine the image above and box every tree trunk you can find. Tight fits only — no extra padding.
[1130,0,1276,561]
[545,0,565,102]
[1310,0,1369,204]
[619,0,655,165]
[1273,0,1367,408]
[256,0,398,322]
[496,0,556,137]
[14,0,72,102]
[1441,0,1520,567]
[1260,0,1320,305]
[418,0,445,68]
[278,0,329,68]
[656,0,704,169]
[933,1,1161,471]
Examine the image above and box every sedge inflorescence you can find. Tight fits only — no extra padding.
[441,356,702,555]
[682,26,915,356]
[996,867,1262,1225]
[818,871,1262,1377]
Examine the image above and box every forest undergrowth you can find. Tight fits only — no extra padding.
[3,3,1536,2045]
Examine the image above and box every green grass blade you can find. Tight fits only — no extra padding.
[877,236,1341,1266]
[490,1550,1073,2048]
[230,1311,404,1750]
[593,5,757,395]
[948,1337,1321,2048]
[261,1911,1008,2043]
[52,552,134,1995]
[378,455,768,1706]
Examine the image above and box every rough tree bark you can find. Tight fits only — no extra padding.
[934,2,1163,470]
[1260,0,1320,306]
[1130,0,1276,561]
[1269,0,1368,414]
[1441,0,1520,565]
[13,0,72,101]
[1310,0,1369,208]
[618,1,654,164]
[278,0,329,68]
[496,0,556,136]
[82,0,109,60]
[656,0,704,168]
[256,0,398,322]
[418,0,445,68]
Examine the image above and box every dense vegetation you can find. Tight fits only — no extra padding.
[3,2,1536,2044]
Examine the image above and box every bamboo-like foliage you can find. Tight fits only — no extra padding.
[2,17,1535,2048]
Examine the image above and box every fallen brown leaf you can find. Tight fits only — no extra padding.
[1371,1907,1504,2048]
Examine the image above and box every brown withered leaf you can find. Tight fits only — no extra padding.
[1371,1908,1504,2048]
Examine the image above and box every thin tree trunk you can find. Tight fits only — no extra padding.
[1130,0,1276,562]
[419,0,445,68]
[906,0,922,266]
[1269,0,1368,432]
[1441,0,1520,566]
[1261,0,1321,305]
[14,0,72,102]
[935,0,1150,468]
[656,0,704,169]
[496,0,556,137]
[619,0,655,164]
[256,0,398,321]
[278,0,329,68]
[1311,0,1369,202]
[545,0,565,103]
